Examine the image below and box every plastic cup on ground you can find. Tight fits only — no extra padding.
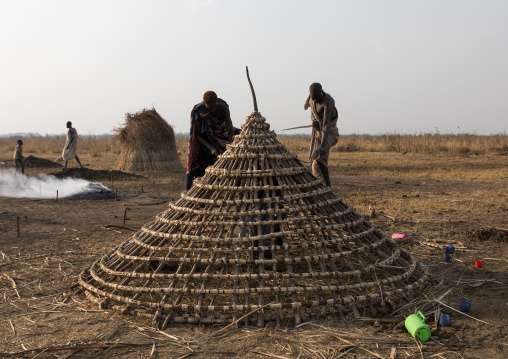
[475,260,484,268]
[392,233,409,239]
[447,244,455,253]
[439,314,450,327]
[443,254,452,262]
[460,300,471,312]
[443,246,451,254]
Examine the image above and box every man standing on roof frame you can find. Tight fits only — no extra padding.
[185,91,239,190]
[304,82,339,187]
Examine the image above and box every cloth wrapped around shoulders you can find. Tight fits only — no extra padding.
[185,99,240,190]
[55,128,78,162]
[309,93,339,164]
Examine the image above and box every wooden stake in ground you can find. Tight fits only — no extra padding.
[16,216,20,237]
[123,208,131,224]
[369,206,376,219]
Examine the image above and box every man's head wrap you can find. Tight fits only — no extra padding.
[203,91,218,103]
[310,83,322,96]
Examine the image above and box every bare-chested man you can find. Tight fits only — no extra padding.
[304,83,339,187]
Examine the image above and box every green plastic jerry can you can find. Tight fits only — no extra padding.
[405,311,431,341]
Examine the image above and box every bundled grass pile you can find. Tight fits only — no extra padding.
[113,108,183,172]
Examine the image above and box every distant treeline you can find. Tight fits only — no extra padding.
[1,132,506,156]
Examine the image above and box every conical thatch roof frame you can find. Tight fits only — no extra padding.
[113,108,183,172]
[79,72,428,328]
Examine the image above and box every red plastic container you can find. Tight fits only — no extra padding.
[475,260,484,268]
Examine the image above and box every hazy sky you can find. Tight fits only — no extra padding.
[1,0,507,136]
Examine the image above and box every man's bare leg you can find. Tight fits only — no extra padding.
[318,162,331,187]
[75,156,84,168]
[64,161,68,169]
[311,159,331,187]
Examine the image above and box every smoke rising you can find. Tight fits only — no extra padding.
[0,169,111,199]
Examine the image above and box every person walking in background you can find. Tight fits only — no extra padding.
[55,121,84,169]
[13,139,25,176]
[185,91,239,190]
[304,82,339,187]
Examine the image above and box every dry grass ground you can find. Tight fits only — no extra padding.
[0,140,507,358]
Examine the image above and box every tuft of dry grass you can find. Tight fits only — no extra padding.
[90,141,103,158]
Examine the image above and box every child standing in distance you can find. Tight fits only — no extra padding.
[13,139,25,176]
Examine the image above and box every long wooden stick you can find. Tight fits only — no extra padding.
[0,251,101,269]
[246,66,258,112]
[0,341,157,357]
[279,124,313,132]
[3,273,21,298]
[207,302,273,338]
[434,299,491,325]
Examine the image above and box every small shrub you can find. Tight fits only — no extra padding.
[90,142,102,157]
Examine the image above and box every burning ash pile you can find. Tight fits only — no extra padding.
[0,169,114,200]
[66,183,115,200]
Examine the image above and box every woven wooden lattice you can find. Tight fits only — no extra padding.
[79,112,428,328]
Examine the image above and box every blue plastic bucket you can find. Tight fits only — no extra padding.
[439,314,450,327]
